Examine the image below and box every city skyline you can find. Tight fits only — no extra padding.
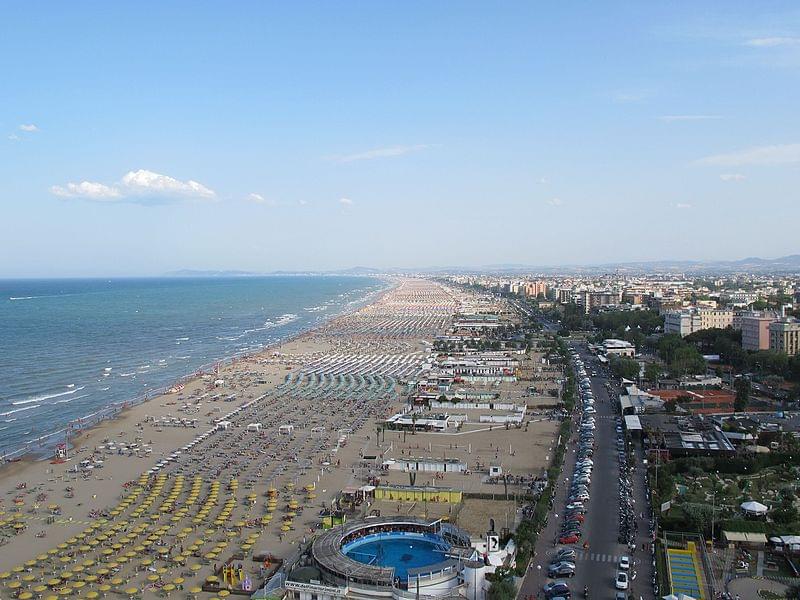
[2,2,800,277]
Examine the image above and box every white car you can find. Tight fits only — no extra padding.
[619,556,630,570]
[615,571,629,590]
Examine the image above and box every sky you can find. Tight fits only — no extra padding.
[1,1,799,277]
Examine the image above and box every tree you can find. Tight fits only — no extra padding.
[487,575,516,600]
[610,356,640,381]
[644,362,662,384]
[734,378,750,412]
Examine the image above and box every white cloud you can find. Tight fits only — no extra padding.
[745,37,800,47]
[697,143,800,166]
[246,192,275,206]
[7,134,19,141]
[298,199,308,206]
[51,169,216,203]
[19,124,39,132]
[547,198,563,206]
[675,203,692,209]
[720,173,746,181]
[658,115,722,122]
[537,177,549,184]
[121,169,215,199]
[328,144,430,163]
[50,181,122,200]
[339,197,354,206]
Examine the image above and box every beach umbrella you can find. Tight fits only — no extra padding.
[60,572,74,580]
[23,574,36,582]
[18,592,33,600]
[173,577,184,585]
[218,591,230,598]
[190,564,201,572]
[85,592,99,599]
[109,577,123,586]
[72,581,86,590]
[47,578,62,587]
[95,568,109,576]
[85,575,98,583]
[147,575,159,583]
[12,566,24,573]
[123,587,138,598]
[33,585,47,594]
[7,581,22,590]
[0,572,10,580]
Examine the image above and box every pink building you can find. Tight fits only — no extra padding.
[741,312,778,351]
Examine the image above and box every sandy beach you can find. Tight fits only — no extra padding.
[0,279,472,597]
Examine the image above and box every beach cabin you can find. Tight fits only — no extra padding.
[217,420,232,431]
[246,423,263,433]
[214,379,225,387]
[279,424,294,435]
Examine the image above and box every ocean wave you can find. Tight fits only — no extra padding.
[175,337,190,341]
[0,404,41,417]
[11,386,85,405]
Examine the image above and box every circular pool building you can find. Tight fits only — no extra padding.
[295,517,477,599]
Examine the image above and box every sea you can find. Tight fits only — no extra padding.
[0,275,387,459]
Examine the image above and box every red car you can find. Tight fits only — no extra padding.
[559,534,580,544]
[564,513,585,523]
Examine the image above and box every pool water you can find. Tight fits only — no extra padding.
[343,533,449,580]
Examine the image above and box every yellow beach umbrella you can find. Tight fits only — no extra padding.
[86,592,99,599]
[33,585,47,593]
[7,581,22,590]
[19,592,33,600]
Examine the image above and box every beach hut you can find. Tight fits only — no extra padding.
[278,424,294,435]
[214,379,225,387]
[246,423,263,433]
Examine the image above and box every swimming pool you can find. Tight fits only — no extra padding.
[343,532,450,580]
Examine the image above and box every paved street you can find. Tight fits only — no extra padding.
[517,344,656,600]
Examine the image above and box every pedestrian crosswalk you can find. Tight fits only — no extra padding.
[574,550,623,564]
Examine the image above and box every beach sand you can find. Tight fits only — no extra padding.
[0,279,467,597]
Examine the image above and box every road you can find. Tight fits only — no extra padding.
[517,343,655,600]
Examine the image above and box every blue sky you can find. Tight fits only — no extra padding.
[1,1,799,276]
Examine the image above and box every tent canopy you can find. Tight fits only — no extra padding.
[740,500,768,514]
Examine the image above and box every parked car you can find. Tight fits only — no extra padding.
[619,556,630,570]
[615,571,629,590]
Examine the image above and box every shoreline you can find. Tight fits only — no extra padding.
[0,276,396,466]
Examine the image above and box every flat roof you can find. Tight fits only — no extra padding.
[624,415,642,431]
[723,531,767,543]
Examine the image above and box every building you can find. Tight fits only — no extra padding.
[640,414,736,457]
[603,338,635,358]
[283,517,497,600]
[741,312,779,351]
[664,310,700,337]
[769,318,800,356]
[523,281,548,298]
[664,308,734,337]
[648,389,736,415]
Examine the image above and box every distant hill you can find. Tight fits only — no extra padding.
[166,254,800,278]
